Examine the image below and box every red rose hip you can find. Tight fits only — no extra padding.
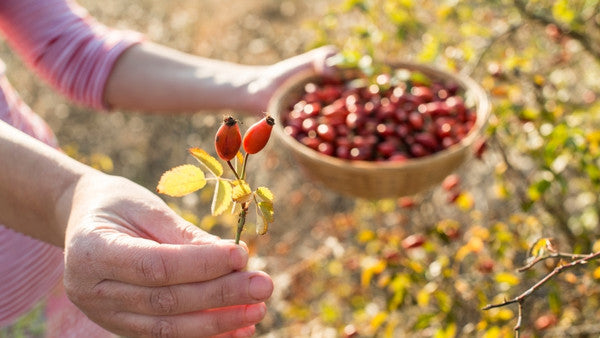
[215,116,242,161]
[243,115,275,154]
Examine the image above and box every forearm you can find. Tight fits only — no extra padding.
[104,42,265,114]
[0,120,97,247]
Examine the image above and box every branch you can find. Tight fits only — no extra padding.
[517,251,589,272]
[513,0,600,60]
[483,251,600,335]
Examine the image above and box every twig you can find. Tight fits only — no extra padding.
[517,251,589,272]
[483,251,600,335]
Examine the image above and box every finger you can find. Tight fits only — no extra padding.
[309,45,340,77]
[103,303,267,338]
[91,271,273,315]
[142,210,222,246]
[68,231,249,286]
[213,325,256,338]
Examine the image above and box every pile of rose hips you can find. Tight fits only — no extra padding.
[282,71,477,162]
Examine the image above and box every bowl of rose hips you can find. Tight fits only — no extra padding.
[268,62,491,199]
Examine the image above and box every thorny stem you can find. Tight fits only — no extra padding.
[226,158,247,245]
[483,250,600,335]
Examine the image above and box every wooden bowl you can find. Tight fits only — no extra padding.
[268,62,491,200]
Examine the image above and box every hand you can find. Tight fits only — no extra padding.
[246,45,340,112]
[62,174,273,337]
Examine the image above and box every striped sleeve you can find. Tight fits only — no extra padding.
[0,0,144,110]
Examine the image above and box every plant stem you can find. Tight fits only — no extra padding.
[227,160,241,180]
[235,203,249,245]
[241,153,250,180]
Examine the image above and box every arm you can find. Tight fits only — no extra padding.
[0,0,337,114]
[0,119,88,247]
[0,120,273,337]
[103,42,337,113]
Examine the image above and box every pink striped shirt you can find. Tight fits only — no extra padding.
[0,0,142,335]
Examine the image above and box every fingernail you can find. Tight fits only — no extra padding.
[230,245,248,270]
[233,325,256,338]
[249,274,273,300]
[245,303,267,322]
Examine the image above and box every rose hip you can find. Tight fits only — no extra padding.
[215,116,242,161]
[243,115,275,154]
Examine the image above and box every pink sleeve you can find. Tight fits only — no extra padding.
[0,0,144,110]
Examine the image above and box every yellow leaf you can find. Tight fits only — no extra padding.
[370,311,388,331]
[416,288,430,308]
[494,272,519,286]
[189,147,223,177]
[257,201,274,223]
[255,186,274,203]
[361,257,386,287]
[257,213,269,235]
[357,229,375,243]
[233,151,244,174]
[211,179,232,216]
[256,201,274,235]
[592,239,600,253]
[232,180,253,203]
[592,266,600,280]
[456,192,474,211]
[529,238,555,258]
[157,165,206,197]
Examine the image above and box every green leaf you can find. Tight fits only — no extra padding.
[528,179,552,201]
[413,313,436,330]
[189,147,223,177]
[255,186,274,203]
[211,179,232,216]
[157,164,206,197]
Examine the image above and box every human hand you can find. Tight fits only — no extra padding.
[246,45,339,112]
[62,174,273,337]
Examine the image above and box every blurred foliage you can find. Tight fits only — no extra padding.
[2,0,599,336]
[276,0,600,336]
